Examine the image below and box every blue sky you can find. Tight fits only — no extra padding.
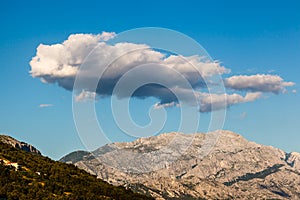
[0,0,299,160]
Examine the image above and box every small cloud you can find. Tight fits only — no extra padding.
[267,69,275,73]
[198,92,262,113]
[38,104,53,108]
[224,74,295,94]
[292,89,297,94]
[75,90,97,102]
[153,102,179,109]
[246,68,257,73]
[240,112,247,119]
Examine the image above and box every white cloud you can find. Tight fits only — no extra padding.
[292,89,297,94]
[75,90,97,102]
[30,32,116,78]
[29,32,294,113]
[30,33,228,107]
[224,74,295,93]
[153,102,179,109]
[267,69,275,73]
[240,112,247,119]
[38,104,53,108]
[198,92,262,112]
[153,91,262,112]
[30,34,228,86]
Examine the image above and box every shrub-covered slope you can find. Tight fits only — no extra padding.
[0,140,153,200]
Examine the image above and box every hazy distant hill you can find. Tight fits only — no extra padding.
[0,136,153,200]
[61,130,300,199]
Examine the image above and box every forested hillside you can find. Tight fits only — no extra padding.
[0,140,153,200]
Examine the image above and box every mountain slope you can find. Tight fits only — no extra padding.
[61,130,300,199]
[0,137,153,200]
[0,135,41,155]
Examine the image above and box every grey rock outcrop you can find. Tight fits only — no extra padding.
[0,135,41,155]
[61,130,300,199]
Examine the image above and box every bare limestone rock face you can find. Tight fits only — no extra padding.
[60,130,300,199]
[0,135,41,155]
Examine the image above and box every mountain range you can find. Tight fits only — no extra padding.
[61,130,300,199]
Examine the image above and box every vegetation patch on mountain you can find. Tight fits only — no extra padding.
[0,140,153,200]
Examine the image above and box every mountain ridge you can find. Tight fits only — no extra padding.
[61,130,300,199]
[0,135,41,155]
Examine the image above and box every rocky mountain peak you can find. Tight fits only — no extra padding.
[61,130,300,199]
[0,135,41,155]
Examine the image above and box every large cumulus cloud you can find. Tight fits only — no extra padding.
[30,32,295,112]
